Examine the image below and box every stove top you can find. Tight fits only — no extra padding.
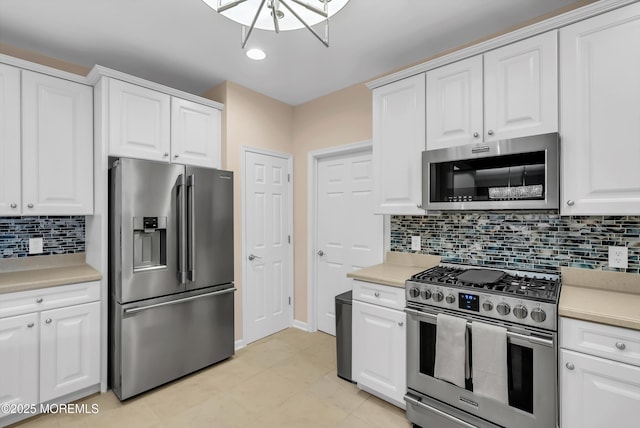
[406,264,561,331]
[410,265,560,303]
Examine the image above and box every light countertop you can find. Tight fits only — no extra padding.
[347,251,441,288]
[560,267,640,331]
[0,253,101,294]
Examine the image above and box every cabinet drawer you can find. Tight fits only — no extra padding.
[0,281,100,318]
[561,317,640,367]
[353,280,405,311]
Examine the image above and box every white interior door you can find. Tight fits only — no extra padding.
[244,150,292,344]
[316,149,383,335]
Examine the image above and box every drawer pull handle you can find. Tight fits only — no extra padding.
[616,342,626,350]
[27,322,35,328]
[374,292,380,298]
[36,297,43,303]
[45,318,52,324]
[565,362,575,370]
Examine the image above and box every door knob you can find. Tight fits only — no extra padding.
[616,342,626,350]
[487,130,494,136]
[566,200,575,206]
[10,203,17,208]
[248,254,261,261]
[317,250,325,257]
[27,203,34,208]
[473,132,479,138]
[565,362,575,370]
[45,318,52,324]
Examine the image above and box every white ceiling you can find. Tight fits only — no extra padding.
[0,0,585,106]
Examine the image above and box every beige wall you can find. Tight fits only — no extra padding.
[0,42,89,76]
[290,83,372,322]
[202,81,294,340]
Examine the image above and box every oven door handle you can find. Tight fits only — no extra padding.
[405,394,479,428]
[405,307,554,348]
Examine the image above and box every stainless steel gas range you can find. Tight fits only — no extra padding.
[404,264,560,428]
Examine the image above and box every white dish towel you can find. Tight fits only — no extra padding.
[434,313,468,388]
[472,321,509,404]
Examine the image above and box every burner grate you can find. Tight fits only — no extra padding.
[410,265,560,302]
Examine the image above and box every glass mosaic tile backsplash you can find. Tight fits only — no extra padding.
[391,213,640,274]
[0,216,85,258]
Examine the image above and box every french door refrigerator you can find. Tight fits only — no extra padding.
[109,157,234,400]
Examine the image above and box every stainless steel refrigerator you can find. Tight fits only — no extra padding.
[109,157,234,400]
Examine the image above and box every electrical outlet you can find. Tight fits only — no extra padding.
[411,235,421,251]
[29,237,43,255]
[608,246,628,269]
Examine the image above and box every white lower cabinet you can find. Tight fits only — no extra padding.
[560,318,640,428]
[40,302,100,403]
[560,349,640,428]
[0,282,100,425]
[0,313,39,413]
[352,285,406,409]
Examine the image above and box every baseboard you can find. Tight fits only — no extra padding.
[292,319,312,332]
[234,339,246,351]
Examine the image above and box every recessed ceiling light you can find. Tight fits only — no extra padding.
[246,48,266,60]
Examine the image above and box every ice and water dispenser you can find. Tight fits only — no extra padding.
[132,216,167,272]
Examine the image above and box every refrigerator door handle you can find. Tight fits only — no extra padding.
[188,174,196,282]
[123,287,237,315]
[177,174,188,284]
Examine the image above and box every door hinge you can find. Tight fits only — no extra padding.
[288,235,291,244]
[288,173,290,182]
[288,296,292,305]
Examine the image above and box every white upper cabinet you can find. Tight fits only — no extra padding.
[106,77,221,168]
[426,56,483,150]
[484,30,558,141]
[425,31,557,150]
[171,97,221,168]
[560,3,640,215]
[21,71,93,215]
[0,63,21,215]
[108,78,171,162]
[0,67,93,216]
[373,74,426,215]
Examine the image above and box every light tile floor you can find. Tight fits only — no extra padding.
[11,328,411,428]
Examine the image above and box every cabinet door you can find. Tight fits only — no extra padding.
[40,302,100,403]
[21,71,93,215]
[352,300,406,408]
[0,64,21,216]
[108,78,170,162]
[373,74,425,215]
[0,313,39,414]
[484,30,558,142]
[426,56,483,149]
[171,97,221,168]
[560,4,640,215]
[560,349,640,428]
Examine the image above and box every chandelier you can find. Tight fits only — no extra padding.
[202,0,351,48]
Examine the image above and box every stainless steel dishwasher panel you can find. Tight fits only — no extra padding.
[113,286,235,400]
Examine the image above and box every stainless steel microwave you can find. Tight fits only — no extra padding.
[422,133,559,211]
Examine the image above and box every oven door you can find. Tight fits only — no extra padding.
[405,306,557,428]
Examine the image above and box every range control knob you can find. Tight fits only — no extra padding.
[513,305,528,319]
[531,308,547,323]
[432,291,444,302]
[445,294,456,304]
[482,301,494,312]
[496,302,511,316]
[409,287,420,298]
[421,289,432,300]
